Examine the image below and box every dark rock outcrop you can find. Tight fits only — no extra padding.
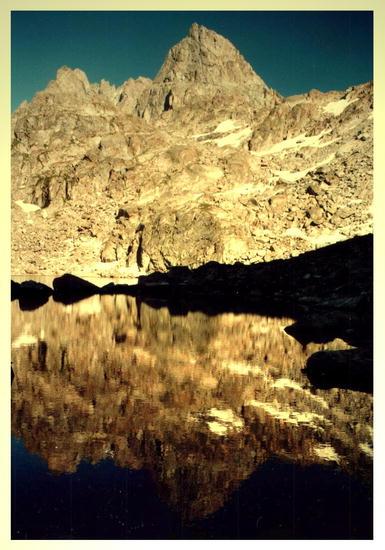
[13,280,53,310]
[304,348,373,393]
[52,273,100,299]
[11,280,21,300]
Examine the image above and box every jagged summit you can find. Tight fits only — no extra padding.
[48,66,91,95]
[154,23,266,87]
[14,24,277,121]
[188,21,204,38]
[137,23,277,120]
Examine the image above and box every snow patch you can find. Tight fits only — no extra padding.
[194,120,252,148]
[285,228,347,248]
[323,98,359,116]
[285,227,308,239]
[253,130,337,157]
[272,153,335,183]
[15,200,40,213]
[213,119,240,133]
[215,127,252,148]
[193,119,240,139]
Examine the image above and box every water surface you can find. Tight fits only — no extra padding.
[11,295,373,539]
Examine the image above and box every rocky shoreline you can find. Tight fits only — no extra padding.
[12,234,373,393]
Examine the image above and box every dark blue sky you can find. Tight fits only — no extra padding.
[11,10,373,111]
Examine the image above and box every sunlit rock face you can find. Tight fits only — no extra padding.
[136,22,278,121]
[12,296,372,520]
[11,24,372,278]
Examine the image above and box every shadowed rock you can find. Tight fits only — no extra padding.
[20,280,52,295]
[100,282,138,295]
[52,273,100,298]
[136,235,372,315]
[284,311,372,349]
[12,234,372,318]
[303,348,373,393]
[19,294,51,311]
[13,280,53,310]
[11,280,21,300]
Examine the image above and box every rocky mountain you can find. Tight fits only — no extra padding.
[11,24,373,279]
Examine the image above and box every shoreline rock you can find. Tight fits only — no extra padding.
[11,234,373,393]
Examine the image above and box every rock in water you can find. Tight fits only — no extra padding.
[53,274,100,297]
[15,280,53,310]
[11,280,21,300]
[304,348,373,393]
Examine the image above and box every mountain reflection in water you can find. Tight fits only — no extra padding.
[11,295,373,539]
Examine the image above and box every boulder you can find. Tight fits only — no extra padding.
[100,239,117,262]
[14,280,53,310]
[11,280,21,300]
[53,273,100,297]
[304,348,372,393]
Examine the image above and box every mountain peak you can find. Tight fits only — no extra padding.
[136,24,276,120]
[48,66,91,95]
[187,22,215,40]
[188,22,202,37]
[154,24,267,88]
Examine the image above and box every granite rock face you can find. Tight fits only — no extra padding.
[11,24,373,278]
[136,22,279,121]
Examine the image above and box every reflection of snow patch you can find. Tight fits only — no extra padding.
[207,421,228,435]
[246,399,327,428]
[272,378,303,390]
[65,295,102,316]
[222,360,264,377]
[199,375,218,389]
[323,98,359,116]
[206,407,244,435]
[359,443,373,458]
[313,444,340,463]
[12,334,38,348]
[270,378,329,409]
